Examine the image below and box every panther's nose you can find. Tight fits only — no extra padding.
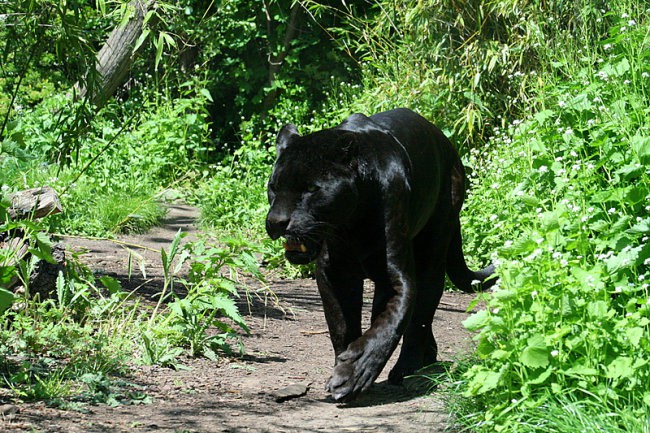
[266,208,290,240]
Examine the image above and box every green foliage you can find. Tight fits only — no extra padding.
[452,7,650,431]
[0,0,105,115]
[139,231,261,367]
[162,0,355,146]
[308,0,625,149]
[1,229,260,404]
[0,78,213,237]
[0,268,138,403]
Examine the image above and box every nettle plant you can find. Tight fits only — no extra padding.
[459,13,650,427]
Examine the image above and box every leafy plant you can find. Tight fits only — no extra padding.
[451,8,650,431]
[141,232,262,366]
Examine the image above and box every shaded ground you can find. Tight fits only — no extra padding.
[1,204,479,433]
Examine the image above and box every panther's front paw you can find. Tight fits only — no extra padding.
[325,347,378,401]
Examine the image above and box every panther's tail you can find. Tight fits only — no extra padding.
[445,223,497,293]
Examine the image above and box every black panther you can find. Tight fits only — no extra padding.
[266,108,495,401]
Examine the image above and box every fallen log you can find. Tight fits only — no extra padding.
[2,187,65,299]
[7,186,62,220]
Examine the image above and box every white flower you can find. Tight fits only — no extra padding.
[558,100,567,107]
[628,19,637,26]
[531,291,538,298]
[551,350,559,357]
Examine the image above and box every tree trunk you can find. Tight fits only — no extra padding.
[77,0,154,108]
[261,2,303,114]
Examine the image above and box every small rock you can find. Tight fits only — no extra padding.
[273,383,309,402]
[0,404,19,416]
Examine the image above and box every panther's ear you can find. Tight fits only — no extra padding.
[276,124,300,155]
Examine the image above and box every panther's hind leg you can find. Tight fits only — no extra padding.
[387,218,452,384]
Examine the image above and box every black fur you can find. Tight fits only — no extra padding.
[266,108,496,401]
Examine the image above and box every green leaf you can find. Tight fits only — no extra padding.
[464,367,502,396]
[528,367,553,385]
[0,287,16,315]
[155,33,164,71]
[133,28,151,53]
[533,109,554,126]
[519,335,549,369]
[625,327,644,347]
[100,276,122,295]
[631,135,650,164]
[628,218,650,234]
[565,365,599,376]
[199,88,213,102]
[587,300,609,319]
[211,293,247,331]
[606,356,635,379]
[463,309,489,331]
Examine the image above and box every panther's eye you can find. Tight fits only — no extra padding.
[268,182,276,193]
[306,184,320,193]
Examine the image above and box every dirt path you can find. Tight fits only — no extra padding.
[3,204,478,433]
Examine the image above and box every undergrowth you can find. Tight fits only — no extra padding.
[0,218,258,405]
[451,6,650,432]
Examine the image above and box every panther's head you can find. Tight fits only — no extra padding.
[266,124,360,265]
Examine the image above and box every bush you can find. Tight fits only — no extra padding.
[453,8,650,431]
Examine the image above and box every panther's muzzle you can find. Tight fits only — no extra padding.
[281,236,321,264]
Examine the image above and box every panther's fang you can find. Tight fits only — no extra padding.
[283,240,308,253]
